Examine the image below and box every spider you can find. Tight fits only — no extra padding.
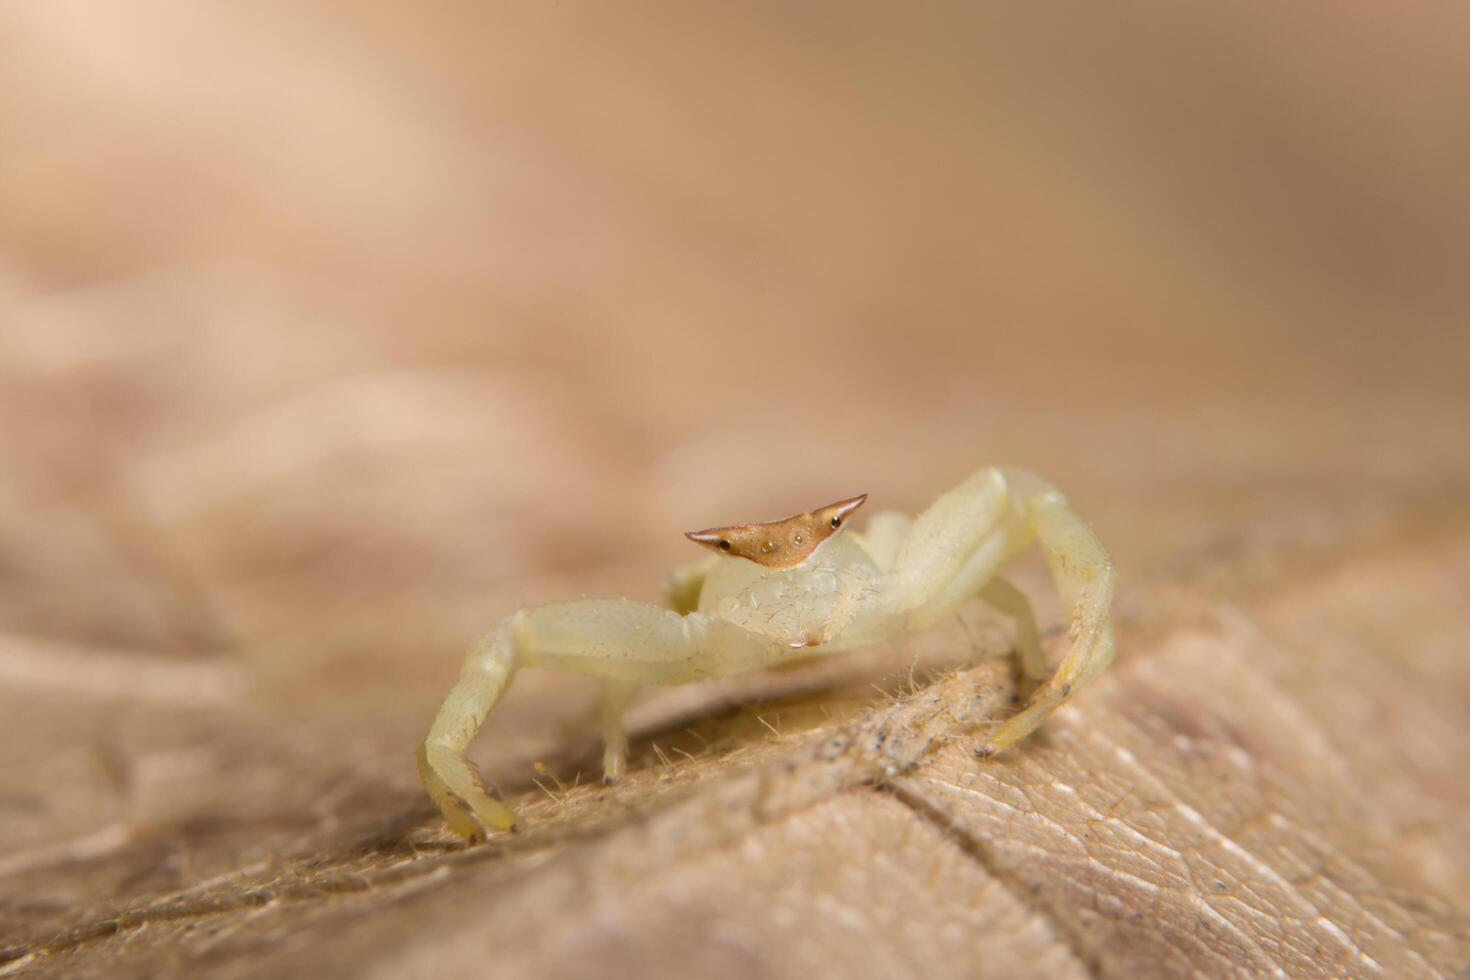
[418,466,1115,840]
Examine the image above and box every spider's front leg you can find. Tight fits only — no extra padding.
[891,467,1115,756]
[418,600,767,840]
[417,618,524,840]
[596,678,635,783]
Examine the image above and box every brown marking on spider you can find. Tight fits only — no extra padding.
[684,494,868,570]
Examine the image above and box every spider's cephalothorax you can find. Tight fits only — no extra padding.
[683,494,867,569]
[419,466,1116,841]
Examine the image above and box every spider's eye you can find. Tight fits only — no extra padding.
[830,516,842,528]
[719,539,731,551]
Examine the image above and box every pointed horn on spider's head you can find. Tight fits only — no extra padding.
[816,494,868,530]
[684,528,736,554]
[683,493,869,569]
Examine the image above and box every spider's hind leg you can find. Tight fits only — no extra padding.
[977,471,1115,756]
[888,466,1114,758]
[978,577,1047,684]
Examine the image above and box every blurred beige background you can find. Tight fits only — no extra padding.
[2,3,1469,977]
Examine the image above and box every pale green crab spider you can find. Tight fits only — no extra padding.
[418,466,1115,841]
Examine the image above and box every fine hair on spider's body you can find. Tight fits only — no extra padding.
[418,465,1115,841]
